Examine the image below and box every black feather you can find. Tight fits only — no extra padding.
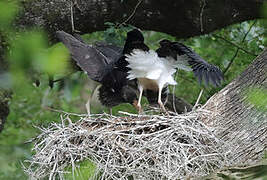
[156,39,223,87]
[98,84,137,108]
[145,87,168,105]
[73,33,86,43]
[56,31,138,108]
[94,42,123,64]
[56,31,114,82]
[115,29,149,72]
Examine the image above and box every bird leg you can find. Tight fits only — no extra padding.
[158,86,169,115]
[85,95,92,116]
[85,84,99,116]
[132,100,139,112]
[137,85,144,114]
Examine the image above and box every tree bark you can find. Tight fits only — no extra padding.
[16,0,265,41]
[202,49,267,164]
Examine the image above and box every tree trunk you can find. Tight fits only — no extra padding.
[202,49,267,164]
[16,0,264,41]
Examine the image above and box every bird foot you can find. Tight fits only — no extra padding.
[158,101,169,116]
[138,107,144,115]
[133,100,143,115]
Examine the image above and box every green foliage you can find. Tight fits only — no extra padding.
[103,23,135,46]
[245,88,267,112]
[0,75,87,179]
[262,2,267,18]
[179,20,264,103]
[34,43,70,75]
[8,31,47,69]
[8,30,69,76]
[0,1,19,30]
[264,151,267,159]
[202,159,267,180]
[64,159,97,180]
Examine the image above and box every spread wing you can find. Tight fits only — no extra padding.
[94,42,123,65]
[156,40,223,86]
[56,31,122,82]
[73,33,123,65]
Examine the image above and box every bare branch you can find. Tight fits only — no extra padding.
[223,21,257,74]
[199,0,206,32]
[24,109,233,179]
[213,35,258,57]
[119,0,143,27]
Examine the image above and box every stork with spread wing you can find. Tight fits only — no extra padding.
[124,30,223,114]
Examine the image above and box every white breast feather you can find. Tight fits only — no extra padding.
[126,50,178,88]
[166,55,192,71]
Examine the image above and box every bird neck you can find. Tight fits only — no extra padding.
[122,41,149,54]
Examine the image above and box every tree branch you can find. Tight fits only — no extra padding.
[14,0,264,42]
[223,21,257,74]
[203,48,267,163]
[213,34,258,57]
[119,0,143,27]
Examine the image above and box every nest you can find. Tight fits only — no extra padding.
[24,109,233,179]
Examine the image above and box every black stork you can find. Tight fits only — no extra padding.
[56,31,139,114]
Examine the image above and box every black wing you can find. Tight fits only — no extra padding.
[56,31,120,82]
[73,33,123,67]
[156,39,223,86]
[94,42,123,65]
[145,87,168,105]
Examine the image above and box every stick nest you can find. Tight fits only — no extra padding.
[24,109,232,179]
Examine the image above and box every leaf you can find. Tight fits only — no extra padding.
[64,160,97,180]
[0,1,19,29]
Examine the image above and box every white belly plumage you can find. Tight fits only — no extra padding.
[126,50,177,89]
[125,50,182,114]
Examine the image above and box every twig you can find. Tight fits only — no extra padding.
[70,0,75,32]
[172,71,179,114]
[213,35,258,57]
[24,109,233,179]
[118,0,143,27]
[199,0,206,32]
[172,85,178,114]
[193,89,203,110]
[223,50,239,74]
[223,21,257,74]
[43,106,87,117]
[70,0,80,33]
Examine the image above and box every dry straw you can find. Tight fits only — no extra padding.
[24,108,233,179]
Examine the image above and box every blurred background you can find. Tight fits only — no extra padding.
[0,1,266,179]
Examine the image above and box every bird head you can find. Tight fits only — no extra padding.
[121,85,139,109]
[126,29,144,43]
[159,39,172,47]
[157,39,176,58]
